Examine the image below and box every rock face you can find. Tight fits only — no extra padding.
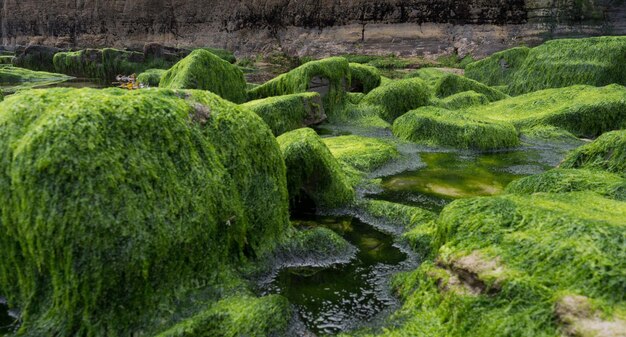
[1,0,625,58]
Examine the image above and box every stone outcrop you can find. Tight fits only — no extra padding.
[1,0,625,58]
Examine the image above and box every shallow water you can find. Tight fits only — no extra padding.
[263,215,412,335]
[0,300,15,336]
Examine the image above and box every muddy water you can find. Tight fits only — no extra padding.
[263,215,414,335]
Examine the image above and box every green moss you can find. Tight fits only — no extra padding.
[438,91,490,110]
[434,74,509,102]
[349,63,382,93]
[155,295,290,337]
[466,37,626,95]
[323,135,399,173]
[405,68,450,87]
[137,68,167,86]
[0,88,290,336]
[360,78,431,122]
[53,48,151,81]
[0,66,72,93]
[277,128,355,209]
[0,56,14,65]
[520,125,580,143]
[248,57,351,116]
[561,130,626,176]
[467,85,626,138]
[201,47,236,64]
[465,47,530,87]
[241,92,325,136]
[159,50,247,103]
[392,106,519,150]
[276,226,355,264]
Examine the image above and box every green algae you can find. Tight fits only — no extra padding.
[248,57,351,116]
[466,37,626,95]
[392,106,519,150]
[0,87,290,336]
[433,73,508,102]
[53,48,152,81]
[405,68,450,87]
[137,68,167,86]
[360,78,431,122]
[561,130,626,176]
[323,135,399,173]
[159,49,247,103]
[241,92,325,136]
[467,85,626,138]
[0,66,73,93]
[349,63,382,93]
[505,168,626,200]
[437,91,490,110]
[0,56,14,65]
[520,125,580,143]
[277,128,355,209]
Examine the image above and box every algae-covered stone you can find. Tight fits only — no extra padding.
[0,88,290,336]
[438,90,490,110]
[53,48,147,81]
[137,68,166,86]
[360,77,431,122]
[277,128,354,209]
[248,57,350,116]
[434,73,508,102]
[0,66,72,93]
[466,37,626,95]
[323,135,399,173]
[392,106,519,150]
[349,63,381,93]
[465,47,530,87]
[241,92,326,136]
[467,85,626,138]
[13,45,61,72]
[160,49,247,103]
[561,130,626,176]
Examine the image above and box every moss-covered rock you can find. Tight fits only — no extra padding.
[277,128,354,210]
[13,45,61,72]
[466,37,626,95]
[520,125,580,144]
[159,49,247,103]
[438,90,490,110]
[241,92,326,136]
[392,106,519,150]
[0,88,290,336]
[53,48,149,81]
[248,57,350,116]
[433,73,508,102]
[137,68,167,87]
[467,85,626,138]
[0,66,72,93]
[505,168,625,200]
[561,130,626,176]
[323,135,399,173]
[360,78,431,122]
[465,47,530,88]
[405,68,450,87]
[349,63,381,93]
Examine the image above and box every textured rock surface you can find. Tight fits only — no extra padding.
[1,0,625,58]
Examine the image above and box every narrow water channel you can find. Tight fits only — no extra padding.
[263,215,413,335]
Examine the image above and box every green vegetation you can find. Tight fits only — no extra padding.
[160,49,247,103]
[437,91,490,110]
[0,56,14,65]
[248,57,351,116]
[349,63,382,93]
[277,128,354,209]
[323,135,399,173]
[275,226,354,264]
[201,47,236,64]
[433,74,508,101]
[466,37,626,95]
[0,88,290,336]
[466,85,626,138]
[520,125,580,143]
[405,68,450,87]
[360,78,431,122]
[0,66,72,93]
[561,130,626,176]
[54,48,151,81]
[137,68,167,86]
[392,106,519,150]
[241,92,326,136]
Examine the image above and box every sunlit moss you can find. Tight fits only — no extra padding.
[277,128,355,209]
[561,130,626,176]
[323,135,399,173]
[241,92,325,136]
[349,63,382,93]
[433,73,508,102]
[137,68,166,86]
[465,47,530,87]
[392,106,519,150]
[159,49,247,103]
[438,90,490,110]
[360,78,431,122]
[0,66,72,92]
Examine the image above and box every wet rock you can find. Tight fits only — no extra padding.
[13,45,62,72]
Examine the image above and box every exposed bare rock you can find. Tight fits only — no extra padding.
[556,295,626,337]
[0,1,624,58]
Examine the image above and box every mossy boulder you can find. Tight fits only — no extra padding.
[349,63,381,93]
[323,135,399,173]
[438,90,490,110]
[467,85,626,138]
[53,48,149,81]
[0,88,290,336]
[248,57,351,116]
[241,92,326,136]
[433,73,508,102]
[0,66,72,93]
[360,78,432,122]
[277,128,354,210]
[159,49,247,103]
[465,47,530,88]
[392,106,519,150]
[137,68,167,87]
[561,130,626,176]
[466,37,626,95]
[13,45,61,72]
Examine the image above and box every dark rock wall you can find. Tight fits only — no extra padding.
[1,0,624,57]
